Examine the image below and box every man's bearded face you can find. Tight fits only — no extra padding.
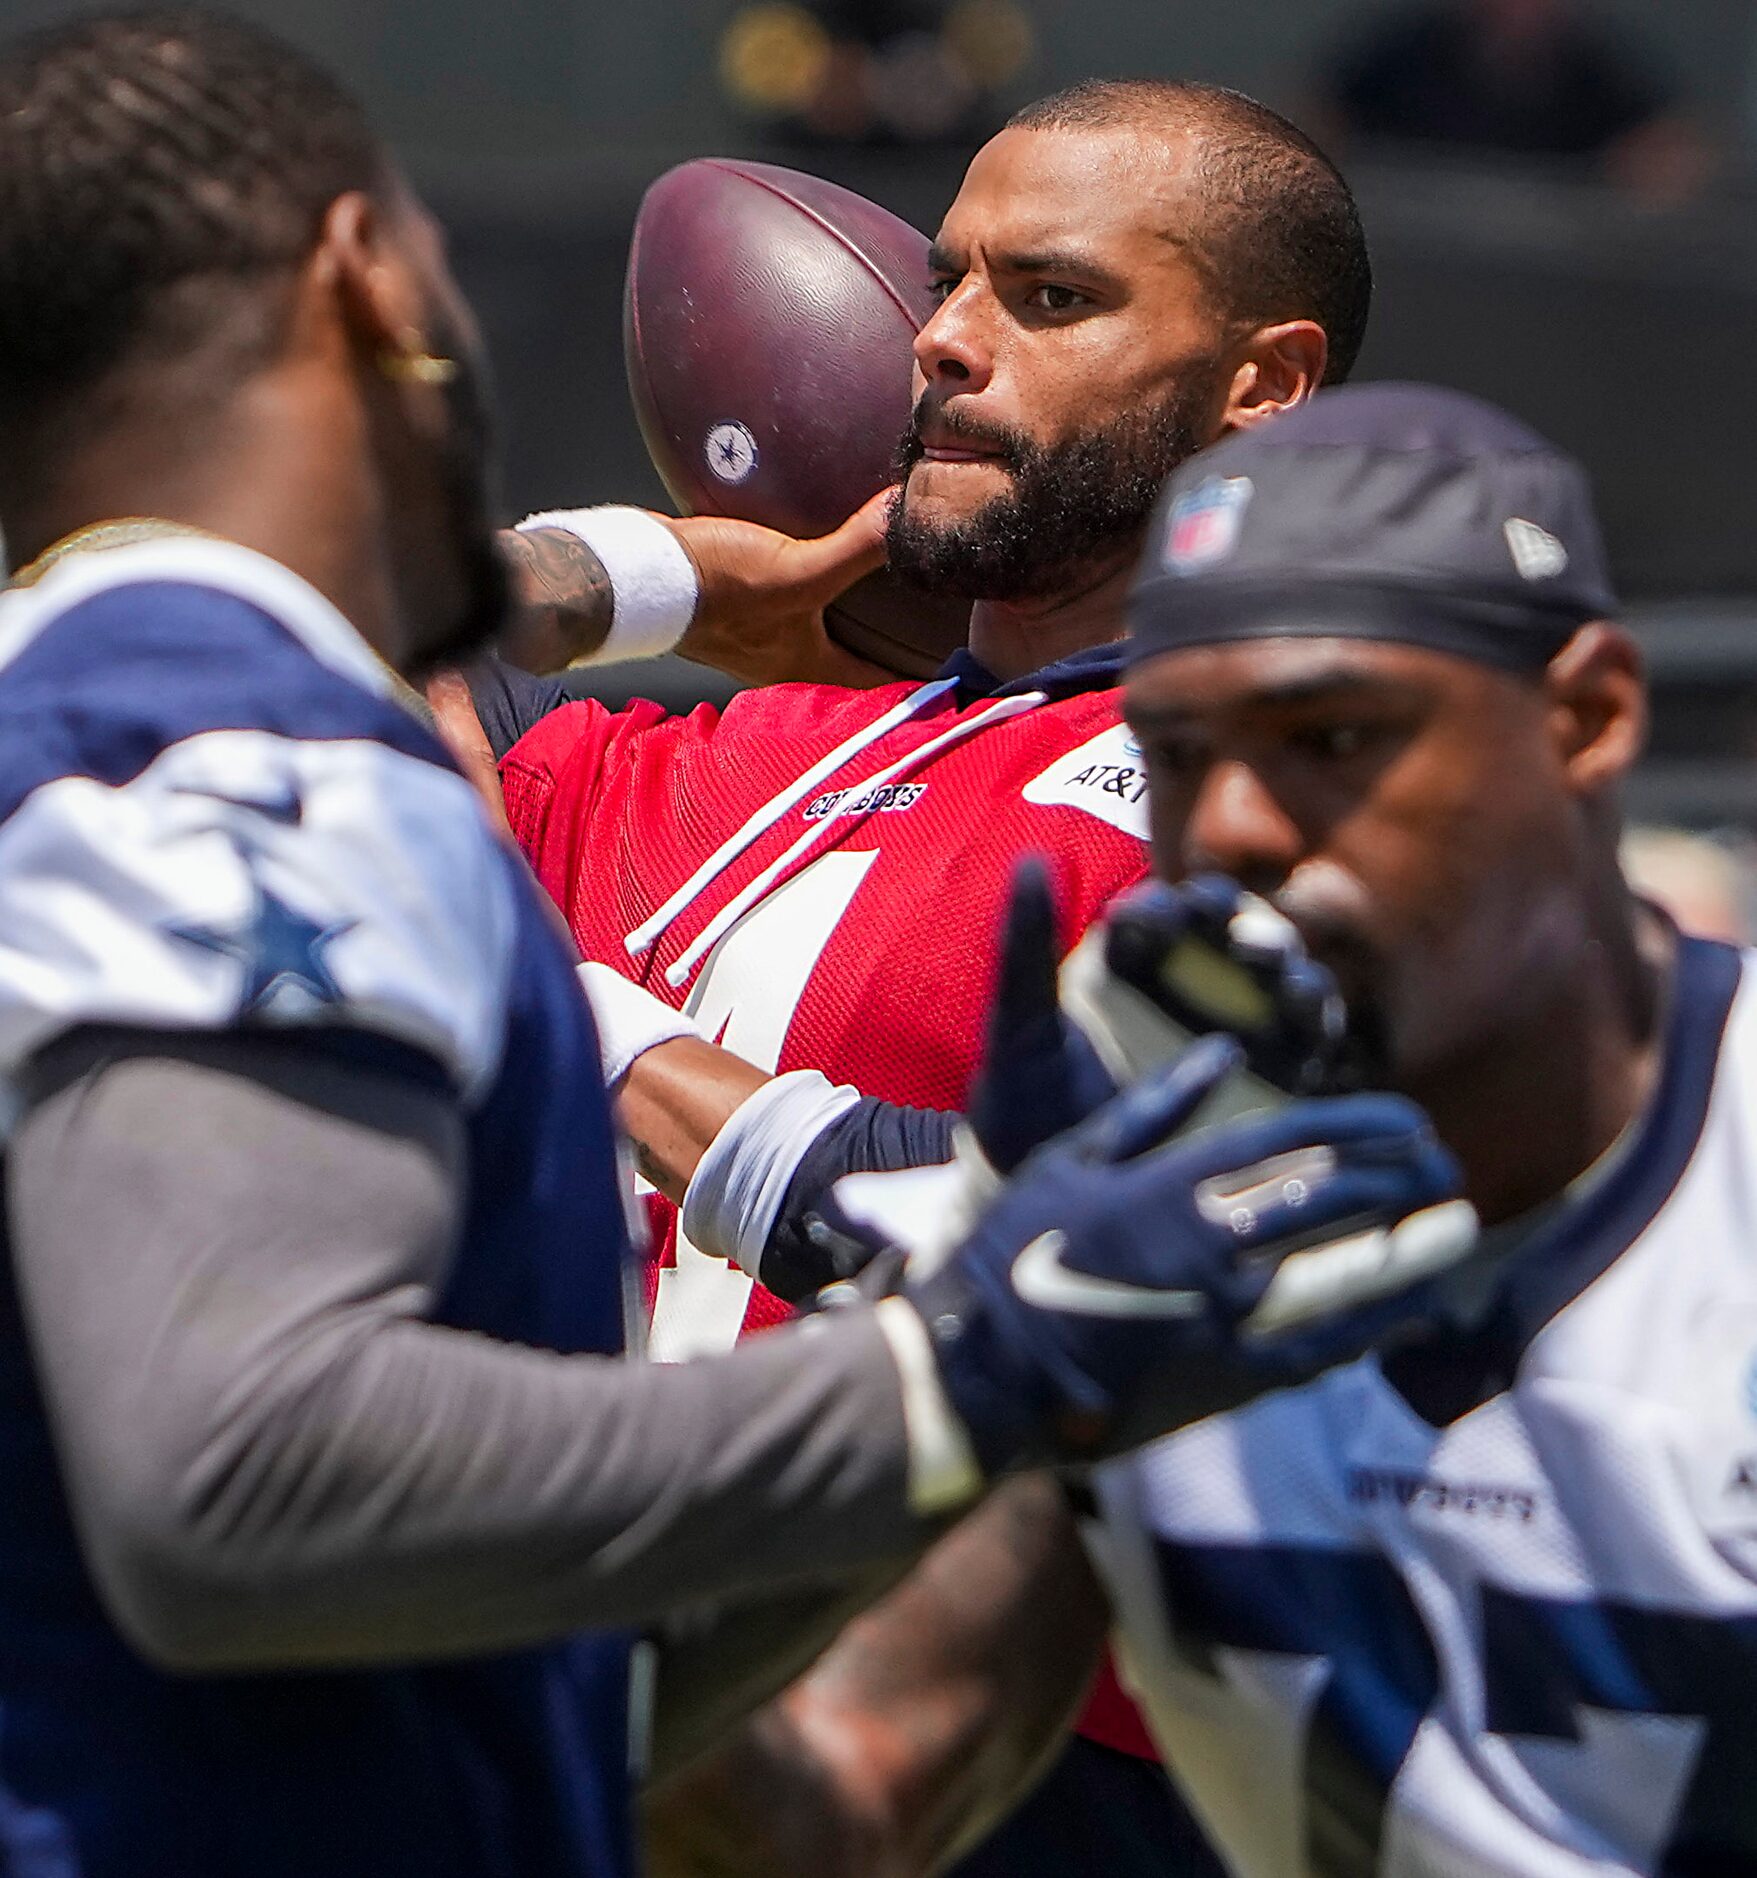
[886,368,1218,604]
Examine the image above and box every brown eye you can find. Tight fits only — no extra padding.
[1147,734,1208,780]
[1028,284,1086,313]
[1294,724,1375,762]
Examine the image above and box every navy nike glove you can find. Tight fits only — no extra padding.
[797,861,1117,1304]
[803,870,1355,1307]
[970,866,1356,1181]
[906,1040,1476,1475]
[966,858,1119,1174]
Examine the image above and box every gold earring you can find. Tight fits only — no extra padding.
[379,329,458,387]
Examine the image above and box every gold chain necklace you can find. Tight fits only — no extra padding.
[8,516,221,587]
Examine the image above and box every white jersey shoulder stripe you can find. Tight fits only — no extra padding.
[0,727,516,1103]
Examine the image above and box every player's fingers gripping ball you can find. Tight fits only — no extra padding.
[906,1048,1478,1475]
[1061,874,1356,1111]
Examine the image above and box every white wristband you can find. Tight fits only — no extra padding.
[517,506,699,665]
[681,1069,862,1278]
[576,962,702,1088]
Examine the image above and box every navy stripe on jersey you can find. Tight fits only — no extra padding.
[0,583,445,819]
[1500,933,1742,1339]
[15,1023,457,1117]
[1385,931,1743,1422]
[0,559,639,1875]
[939,639,1127,706]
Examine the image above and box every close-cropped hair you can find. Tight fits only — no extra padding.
[0,7,384,441]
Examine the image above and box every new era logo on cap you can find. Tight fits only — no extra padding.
[1504,517,1568,581]
[1165,476,1253,575]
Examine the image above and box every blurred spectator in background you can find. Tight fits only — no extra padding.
[1318,0,1711,201]
[1622,825,1756,943]
[718,0,1035,145]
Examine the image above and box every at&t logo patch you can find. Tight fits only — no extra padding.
[1022,723,1150,839]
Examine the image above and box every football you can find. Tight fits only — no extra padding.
[623,157,971,678]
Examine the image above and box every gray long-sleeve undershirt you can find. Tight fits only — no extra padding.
[7,1027,928,1675]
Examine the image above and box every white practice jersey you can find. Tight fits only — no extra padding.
[1096,934,1757,1878]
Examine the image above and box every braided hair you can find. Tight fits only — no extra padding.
[0,8,382,461]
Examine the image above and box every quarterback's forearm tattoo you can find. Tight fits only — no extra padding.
[498,526,616,671]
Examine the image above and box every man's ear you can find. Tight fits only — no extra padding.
[307,190,428,369]
[1216,321,1328,436]
[1545,622,1647,798]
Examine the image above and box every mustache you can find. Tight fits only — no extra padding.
[895,397,1030,472]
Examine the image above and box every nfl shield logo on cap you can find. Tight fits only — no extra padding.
[1164,476,1253,575]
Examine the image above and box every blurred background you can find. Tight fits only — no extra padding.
[10,0,1757,927]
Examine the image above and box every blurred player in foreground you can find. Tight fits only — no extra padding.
[1095,382,1757,1875]
[437,80,1372,1865]
[0,16,1469,1874]
[751,381,1757,1875]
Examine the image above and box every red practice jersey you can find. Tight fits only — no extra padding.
[502,645,1157,1757]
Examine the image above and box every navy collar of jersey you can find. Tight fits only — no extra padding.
[937,638,1128,705]
[1385,929,1744,1423]
[1498,930,1743,1343]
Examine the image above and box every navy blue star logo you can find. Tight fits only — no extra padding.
[704,420,758,485]
[169,888,356,1014]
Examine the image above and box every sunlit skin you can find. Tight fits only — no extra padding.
[359,178,507,668]
[1124,628,1667,1225]
[906,123,1325,676]
[3,166,492,679]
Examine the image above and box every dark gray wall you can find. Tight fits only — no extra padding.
[6,0,1755,825]
[8,1,1757,597]
[5,0,1754,150]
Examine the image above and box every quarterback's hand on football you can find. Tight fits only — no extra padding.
[967,859,1119,1175]
[906,1043,1477,1476]
[494,493,895,684]
[671,492,895,688]
[1061,874,1353,1097]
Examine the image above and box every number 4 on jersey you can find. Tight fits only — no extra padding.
[648,852,878,1360]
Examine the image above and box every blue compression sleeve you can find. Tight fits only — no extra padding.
[762,1097,960,1302]
[466,657,572,761]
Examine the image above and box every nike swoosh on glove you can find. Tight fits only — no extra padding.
[905,1041,1477,1476]
[807,869,1359,1304]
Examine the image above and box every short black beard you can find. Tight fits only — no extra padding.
[885,377,1216,602]
[400,313,512,680]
